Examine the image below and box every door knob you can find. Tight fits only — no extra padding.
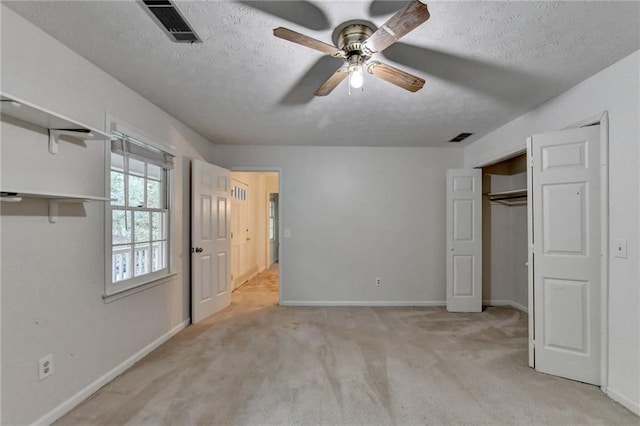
[194,247,203,253]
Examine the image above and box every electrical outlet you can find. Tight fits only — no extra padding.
[375,277,382,286]
[614,239,628,258]
[39,354,54,381]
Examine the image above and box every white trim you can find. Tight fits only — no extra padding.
[483,299,529,313]
[509,300,529,313]
[103,272,178,303]
[527,136,535,368]
[30,319,190,426]
[107,114,176,154]
[281,300,446,307]
[606,387,640,416]
[474,149,527,169]
[598,111,610,392]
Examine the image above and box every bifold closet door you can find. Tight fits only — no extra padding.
[528,125,602,385]
[446,169,482,312]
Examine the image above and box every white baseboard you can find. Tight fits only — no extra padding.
[483,299,528,313]
[31,318,190,426]
[607,387,640,416]
[281,300,446,307]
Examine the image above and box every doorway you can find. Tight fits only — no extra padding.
[229,171,280,304]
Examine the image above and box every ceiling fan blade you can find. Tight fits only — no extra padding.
[362,0,430,55]
[367,61,425,92]
[240,1,330,31]
[280,56,345,104]
[273,27,346,58]
[314,67,349,96]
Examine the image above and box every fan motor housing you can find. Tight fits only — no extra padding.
[336,23,375,57]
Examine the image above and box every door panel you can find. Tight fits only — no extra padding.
[231,178,250,288]
[446,169,482,312]
[530,125,601,385]
[191,159,231,323]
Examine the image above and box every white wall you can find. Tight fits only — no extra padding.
[0,6,215,424]
[213,146,464,305]
[464,50,640,414]
[483,173,527,310]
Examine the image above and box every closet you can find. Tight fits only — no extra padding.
[481,153,528,311]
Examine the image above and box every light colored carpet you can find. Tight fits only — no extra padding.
[56,265,637,425]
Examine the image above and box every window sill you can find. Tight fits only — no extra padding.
[103,272,178,303]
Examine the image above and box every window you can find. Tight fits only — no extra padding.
[269,200,275,241]
[107,134,173,295]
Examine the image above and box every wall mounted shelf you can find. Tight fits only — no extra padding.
[487,189,527,206]
[0,93,111,154]
[1,190,113,223]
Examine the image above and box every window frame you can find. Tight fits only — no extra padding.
[104,118,176,300]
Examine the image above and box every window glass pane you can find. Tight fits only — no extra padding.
[112,210,131,244]
[110,172,125,206]
[147,179,162,209]
[134,243,151,277]
[128,175,146,207]
[152,212,166,241]
[269,218,274,240]
[134,211,151,243]
[147,164,162,180]
[129,158,145,177]
[152,241,165,272]
[112,245,132,282]
[111,153,124,172]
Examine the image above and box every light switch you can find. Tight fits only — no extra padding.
[284,229,291,238]
[614,239,628,258]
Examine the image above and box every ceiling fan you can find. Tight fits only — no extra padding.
[272,0,430,96]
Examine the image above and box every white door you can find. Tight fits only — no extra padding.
[528,125,601,385]
[446,169,482,312]
[191,159,231,323]
[231,178,251,288]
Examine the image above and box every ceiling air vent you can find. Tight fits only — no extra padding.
[142,0,201,43]
[449,133,474,143]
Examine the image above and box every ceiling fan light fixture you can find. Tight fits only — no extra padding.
[349,65,364,90]
[347,54,365,94]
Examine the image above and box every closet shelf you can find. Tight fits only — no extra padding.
[487,188,527,206]
[1,93,111,154]
[1,190,114,223]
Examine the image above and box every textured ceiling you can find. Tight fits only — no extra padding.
[5,1,640,147]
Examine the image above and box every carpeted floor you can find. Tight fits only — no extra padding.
[56,264,637,425]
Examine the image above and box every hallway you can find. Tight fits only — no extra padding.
[232,263,279,308]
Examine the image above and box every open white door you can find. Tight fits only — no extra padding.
[529,125,602,385]
[446,169,482,312]
[191,159,231,323]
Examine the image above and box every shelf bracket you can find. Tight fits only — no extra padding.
[48,198,89,223]
[48,129,94,155]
